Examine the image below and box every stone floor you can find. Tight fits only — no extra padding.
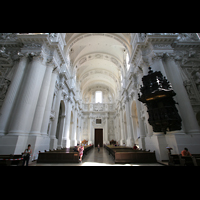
[30,147,165,166]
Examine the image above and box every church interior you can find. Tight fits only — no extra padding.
[0,33,200,166]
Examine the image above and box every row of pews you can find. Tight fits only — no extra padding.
[168,153,200,166]
[37,145,94,164]
[0,154,23,166]
[104,145,157,164]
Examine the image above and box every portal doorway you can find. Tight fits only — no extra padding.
[95,129,103,147]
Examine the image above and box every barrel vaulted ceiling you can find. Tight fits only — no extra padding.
[64,33,132,98]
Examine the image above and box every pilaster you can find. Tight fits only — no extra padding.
[87,114,91,145]
[49,82,63,149]
[119,102,125,145]
[62,95,73,148]
[71,102,78,146]
[124,93,134,147]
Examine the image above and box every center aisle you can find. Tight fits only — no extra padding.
[81,147,115,165]
[32,147,164,166]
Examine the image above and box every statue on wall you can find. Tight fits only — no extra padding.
[0,79,11,100]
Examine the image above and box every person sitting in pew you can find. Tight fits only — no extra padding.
[73,145,78,152]
[133,144,138,150]
[181,148,192,156]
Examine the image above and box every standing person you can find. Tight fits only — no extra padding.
[98,144,100,153]
[78,144,84,162]
[22,144,32,166]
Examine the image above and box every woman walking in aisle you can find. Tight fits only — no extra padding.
[98,144,100,153]
[78,144,84,162]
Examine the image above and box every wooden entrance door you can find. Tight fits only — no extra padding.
[95,129,103,147]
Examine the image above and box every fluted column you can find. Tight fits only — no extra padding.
[0,54,28,135]
[57,113,66,149]
[139,62,154,137]
[135,98,146,149]
[62,95,73,148]
[150,52,167,77]
[88,113,93,145]
[71,102,78,146]
[143,105,153,137]
[40,66,60,135]
[76,112,81,144]
[124,95,134,147]
[80,115,84,143]
[30,57,55,135]
[119,103,125,145]
[104,113,109,144]
[8,53,47,135]
[49,83,63,149]
[164,55,200,134]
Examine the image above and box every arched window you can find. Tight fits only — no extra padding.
[95,91,102,103]
[121,73,123,88]
[126,53,130,71]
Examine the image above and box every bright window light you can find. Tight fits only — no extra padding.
[95,91,102,103]
[126,53,130,71]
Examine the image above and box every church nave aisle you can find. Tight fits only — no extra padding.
[30,147,164,166]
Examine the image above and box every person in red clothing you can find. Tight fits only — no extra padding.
[133,144,138,150]
[78,145,84,162]
[181,148,192,156]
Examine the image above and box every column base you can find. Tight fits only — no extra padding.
[138,137,146,150]
[70,139,77,147]
[0,134,29,155]
[50,137,58,150]
[120,139,125,146]
[145,134,168,161]
[126,138,135,147]
[27,134,50,161]
[62,139,71,148]
[0,130,5,136]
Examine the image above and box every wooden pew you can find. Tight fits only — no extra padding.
[0,155,12,166]
[0,154,23,166]
[37,152,79,163]
[180,156,195,166]
[168,154,200,166]
[168,154,183,166]
[180,154,200,166]
[115,151,157,164]
[104,145,157,164]
[37,145,94,163]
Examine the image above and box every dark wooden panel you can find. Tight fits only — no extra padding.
[95,129,103,147]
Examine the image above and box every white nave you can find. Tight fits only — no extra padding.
[0,33,200,161]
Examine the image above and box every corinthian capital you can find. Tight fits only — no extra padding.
[164,52,176,60]
[27,50,44,63]
[152,52,165,60]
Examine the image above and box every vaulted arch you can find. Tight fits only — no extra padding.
[64,33,131,100]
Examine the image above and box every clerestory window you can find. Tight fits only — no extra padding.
[126,53,130,71]
[95,91,102,103]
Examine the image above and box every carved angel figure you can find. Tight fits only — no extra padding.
[0,79,10,100]
[183,80,194,95]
